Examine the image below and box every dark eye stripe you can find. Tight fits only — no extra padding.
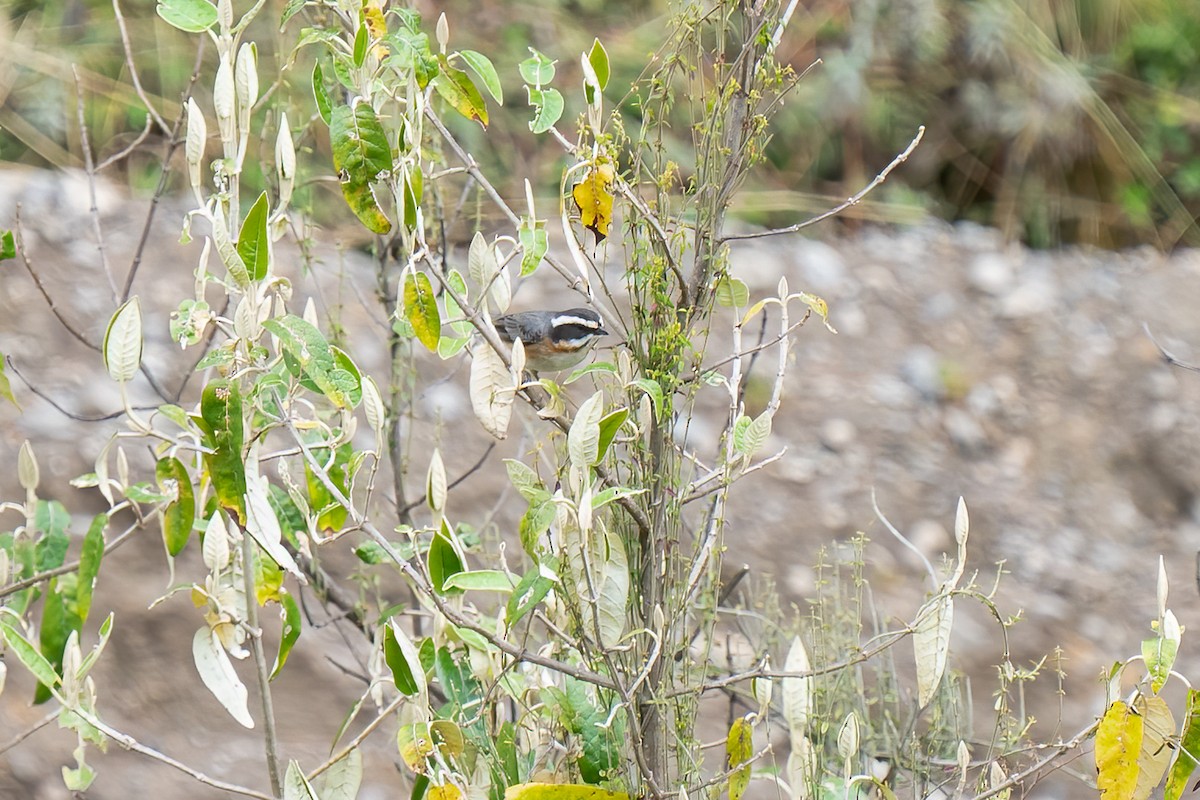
[551,324,600,342]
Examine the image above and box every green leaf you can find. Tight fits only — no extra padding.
[270,591,301,679]
[526,87,564,134]
[497,722,520,786]
[264,315,355,408]
[200,378,247,524]
[587,39,610,90]
[103,297,143,383]
[0,350,17,409]
[715,276,750,307]
[0,613,60,689]
[459,49,503,104]
[1166,689,1200,800]
[504,459,544,501]
[280,0,306,28]
[518,496,555,557]
[236,192,270,282]
[0,229,15,260]
[442,569,516,593]
[596,408,627,461]
[434,646,481,712]
[518,217,547,276]
[518,49,556,85]
[733,410,772,457]
[330,102,393,234]
[630,377,663,420]
[352,18,368,68]
[384,621,421,695]
[313,62,331,125]
[35,501,70,571]
[404,271,441,352]
[506,564,556,626]
[428,521,464,595]
[156,0,218,32]
[156,457,195,556]
[76,515,106,625]
[433,59,489,127]
[35,577,79,704]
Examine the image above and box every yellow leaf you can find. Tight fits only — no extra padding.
[430,785,462,800]
[571,163,615,246]
[505,784,629,800]
[363,2,388,60]
[1097,700,1144,800]
[727,716,753,800]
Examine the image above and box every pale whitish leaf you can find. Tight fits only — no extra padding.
[753,670,773,718]
[213,56,235,140]
[1135,695,1175,800]
[913,593,954,707]
[568,391,604,469]
[427,449,447,514]
[577,479,593,534]
[837,713,860,761]
[211,205,250,289]
[276,112,295,208]
[510,336,526,378]
[245,474,303,578]
[956,740,970,776]
[235,43,257,119]
[217,0,231,30]
[17,440,38,492]
[361,376,385,441]
[467,232,494,291]
[284,759,319,800]
[1158,555,1168,619]
[470,340,514,439]
[0,660,6,697]
[192,627,254,728]
[782,636,812,738]
[103,297,143,383]
[954,496,969,545]
[387,617,427,698]
[504,459,543,501]
[94,439,112,504]
[787,738,816,800]
[315,748,363,800]
[185,98,206,193]
[490,262,512,313]
[989,761,1010,800]
[435,12,448,51]
[202,511,231,571]
[596,535,627,650]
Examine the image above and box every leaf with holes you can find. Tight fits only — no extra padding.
[571,163,614,245]
[330,102,392,234]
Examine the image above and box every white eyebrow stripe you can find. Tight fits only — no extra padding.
[551,314,600,329]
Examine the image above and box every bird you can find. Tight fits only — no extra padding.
[494,307,609,373]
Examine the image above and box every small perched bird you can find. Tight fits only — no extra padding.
[494,307,609,373]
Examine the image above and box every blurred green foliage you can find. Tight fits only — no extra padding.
[2,0,1198,248]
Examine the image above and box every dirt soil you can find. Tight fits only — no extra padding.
[3,167,1200,799]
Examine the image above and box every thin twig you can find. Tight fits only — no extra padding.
[240,532,283,795]
[0,515,143,600]
[96,114,155,172]
[73,708,276,800]
[398,442,497,516]
[308,694,405,780]
[112,0,170,134]
[872,488,938,588]
[13,213,100,351]
[72,65,120,301]
[968,720,1099,800]
[721,126,925,243]
[1143,322,1200,373]
[0,710,58,755]
[121,38,206,302]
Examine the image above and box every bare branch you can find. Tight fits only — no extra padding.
[721,126,926,243]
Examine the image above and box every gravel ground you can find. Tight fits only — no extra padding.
[3,166,1200,799]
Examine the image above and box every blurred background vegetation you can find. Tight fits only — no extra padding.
[2,0,1198,249]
